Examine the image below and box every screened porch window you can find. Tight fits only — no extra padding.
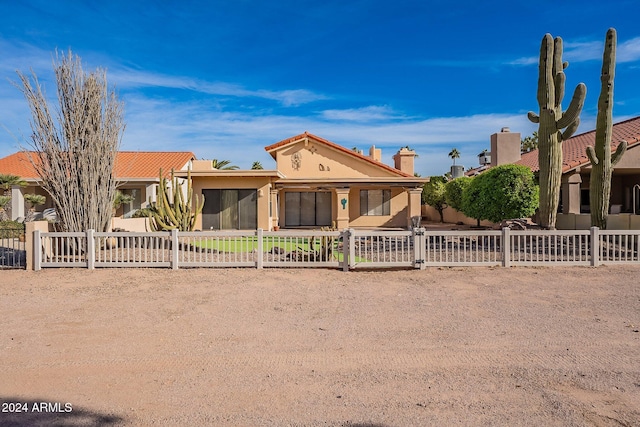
[360,189,390,216]
[202,189,257,230]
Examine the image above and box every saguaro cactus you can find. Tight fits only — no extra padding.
[149,168,204,231]
[528,34,586,229]
[587,28,627,230]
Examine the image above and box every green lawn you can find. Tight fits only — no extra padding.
[185,236,332,252]
[183,236,358,262]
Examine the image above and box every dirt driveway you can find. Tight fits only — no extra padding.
[1,266,639,426]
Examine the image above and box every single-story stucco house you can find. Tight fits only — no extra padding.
[467,117,640,229]
[179,132,427,230]
[0,151,196,221]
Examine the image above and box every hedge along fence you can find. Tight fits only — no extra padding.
[30,227,640,270]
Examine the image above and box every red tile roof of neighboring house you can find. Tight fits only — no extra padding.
[264,131,413,177]
[0,151,195,180]
[516,116,640,173]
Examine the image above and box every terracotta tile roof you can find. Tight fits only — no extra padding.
[264,131,413,177]
[114,152,195,179]
[0,151,195,180]
[515,116,640,173]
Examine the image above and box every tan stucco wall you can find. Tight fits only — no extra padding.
[275,139,400,179]
[111,217,150,232]
[25,220,50,270]
[612,144,640,169]
[347,187,408,228]
[556,213,640,230]
[190,176,274,230]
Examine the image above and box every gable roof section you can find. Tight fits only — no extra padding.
[0,151,196,181]
[516,116,640,173]
[264,131,413,178]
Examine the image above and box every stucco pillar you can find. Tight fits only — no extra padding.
[270,189,279,230]
[144,183,157,207]
[11,185,25,221]
[25,220,49,270]
[561,171,582,214]
[334,188,350,230]
[407,187,423,228]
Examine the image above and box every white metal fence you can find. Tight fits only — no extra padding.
[32,227,640,270]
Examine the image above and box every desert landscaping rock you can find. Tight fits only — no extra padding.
[1,266,639,426]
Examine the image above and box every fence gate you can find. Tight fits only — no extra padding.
[0,223,26,269]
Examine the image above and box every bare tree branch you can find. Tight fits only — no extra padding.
[15,50,125,232]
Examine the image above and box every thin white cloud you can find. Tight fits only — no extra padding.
[508,35,640,67]
[507,56,538,66]
[618,37,640,63]
[320,105,402,122]
[109,67,328,106]
[564,36,640,64]
[0,39,327,108]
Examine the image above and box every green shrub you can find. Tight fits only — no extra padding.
[131,208,154,218]
[462,164,539,224]
[0,220,25,239]
[445,176,473,212]
[422,176,448,222]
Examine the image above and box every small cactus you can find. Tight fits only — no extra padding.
[528,34,586,229]
[586,28,627,229]
[148,168,204,231]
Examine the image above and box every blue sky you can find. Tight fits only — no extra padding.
[1,1,639,176]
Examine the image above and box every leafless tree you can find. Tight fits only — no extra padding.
[15,50,125,232]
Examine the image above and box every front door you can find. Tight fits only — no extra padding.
[284,191,332,227]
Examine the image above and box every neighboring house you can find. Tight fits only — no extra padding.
[467,118,640,229]
[0,151,195,221]
[180,132,426,230]
[516,117,640,229]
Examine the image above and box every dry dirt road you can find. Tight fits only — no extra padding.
[1,266,639,426]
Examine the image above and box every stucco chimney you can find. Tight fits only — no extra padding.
[369,145,382,162]
[191,160,214,170]
[490,128,521,167]
[393,147,416,175]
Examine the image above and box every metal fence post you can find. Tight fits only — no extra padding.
[502,227,511,267]
[86,229,95,270]
[33,229,41,271]
[171,229,179,270]
[256,228,264,269]
[590,226,600,267]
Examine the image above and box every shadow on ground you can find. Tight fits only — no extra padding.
[0,397,125,426]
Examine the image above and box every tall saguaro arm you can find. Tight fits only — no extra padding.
[528,33,586,229]
[587,28,626,229]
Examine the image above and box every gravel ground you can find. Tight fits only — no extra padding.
[1,266,639,426]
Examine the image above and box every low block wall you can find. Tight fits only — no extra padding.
[421,205,495,227]
[557,213,640,230]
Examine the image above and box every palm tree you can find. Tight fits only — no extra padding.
[448,148,461,166]
[0,195,11,221]
[211,159,239,170]
[24,193,46,222]
[0,174,27,194]
[251,161,264,170]
[521,131,539,153]
[113,190,134,211]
